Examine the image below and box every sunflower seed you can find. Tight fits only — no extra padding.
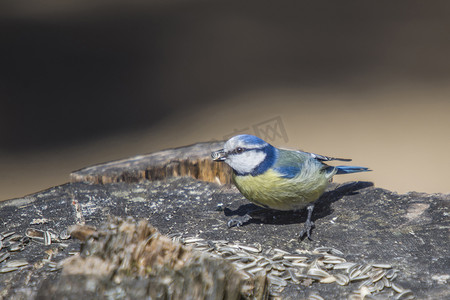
[247,266,265,274]
[313,246,333,254]
[358,278,374,289]
[350,274,370,281]
[374,279,385,291]
[372,263,392,269]
[371,269,386,282]
[6,233,23,242]
[269,270,284,277]
[283,255,308,261]
[0,266,19,273]
[386,268,398,279]
[349,267,362,279]
[334,262,357,270]
[1,231,15,239]
[5,260,28,268]
[291,261,310,268]
[308,293,324,300]
[329,248,344,256]
[359,264,373,276]
[273,263,286,272]
[183,237,204,244]
[44,231,52,246]
[394,289,414,300]
[335,274,350,286]
[274,248,290,255]
[271,253,284,261]
[267,274,288,287]
[391,283,404,293]
[307,268,330,278]
[0,252,11,263]
[287,269,300,283]
[8,242,24,252]
[25,228,44,238]
[239,244,262,253]
[382,276,391,288]
[319,276,337,284]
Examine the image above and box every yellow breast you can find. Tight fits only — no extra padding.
[232,169,331,211]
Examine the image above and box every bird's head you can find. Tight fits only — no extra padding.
[211,134,277,176]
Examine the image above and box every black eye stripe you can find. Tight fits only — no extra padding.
[228,147,248,155]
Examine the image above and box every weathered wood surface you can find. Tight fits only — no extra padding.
[0,142,449,299]
[70,141,232,185]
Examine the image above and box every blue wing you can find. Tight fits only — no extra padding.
[273,165,302,178]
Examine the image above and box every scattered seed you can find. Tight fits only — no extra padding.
[238,245,262,253]
[267,274,288,287]
[382,276,391,288]
[391,283,404,293]
[372,263,392,269]
[371,269,386,283]
[8,242,24,252]
[5,260,28,268]
[374,279,385,291]
[308,293,324,300]
[307,268,330,278]
[335,274,350,286]
[6,233,23,242]
[44,231,52,246]
[394,289,414,300]
[334,262,357,270]
[0,266,19,273]
[283,255,308,261]
[274,248,290,255]
[183,237,204,244]
[0,252,11,263]
[386,268,398,279]
[320,276,337,284]
[1,232,15,239]
[351,274,370,281]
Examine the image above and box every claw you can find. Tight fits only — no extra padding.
[227,214,252,228]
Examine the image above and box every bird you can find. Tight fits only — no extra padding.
[211,134,370,240]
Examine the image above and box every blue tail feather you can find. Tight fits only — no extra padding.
[335,166,371,175]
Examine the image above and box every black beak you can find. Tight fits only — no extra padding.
[211,149,227,161]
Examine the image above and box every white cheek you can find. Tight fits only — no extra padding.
[226,151,266,174]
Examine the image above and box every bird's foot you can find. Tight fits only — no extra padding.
[298,219,315,241]
[227,214,252,228]
[298,204,315,241]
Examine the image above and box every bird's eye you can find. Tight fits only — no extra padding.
[236,147,244,154]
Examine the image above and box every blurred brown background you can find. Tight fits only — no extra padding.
[1,0,449,201]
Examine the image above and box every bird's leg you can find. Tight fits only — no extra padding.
[298,204,315,241]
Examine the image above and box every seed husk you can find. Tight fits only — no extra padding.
[372,263,392,269]
[0,266,19,273]
[5,260,28,268]
[391,283,404,293]
[334,262,357,270]
[335,274,350,286]
[371,269,386,282]
[307,268,330,278]
[308,293,324,300]
[319,276,337,284]
[267,274,288,287]
[0,252,11,263]
[1,231,15,239]
[8,242,24,252]
[44,231,52,246]
[394,289,414,300]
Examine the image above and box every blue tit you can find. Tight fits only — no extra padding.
[211,134,370,240]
